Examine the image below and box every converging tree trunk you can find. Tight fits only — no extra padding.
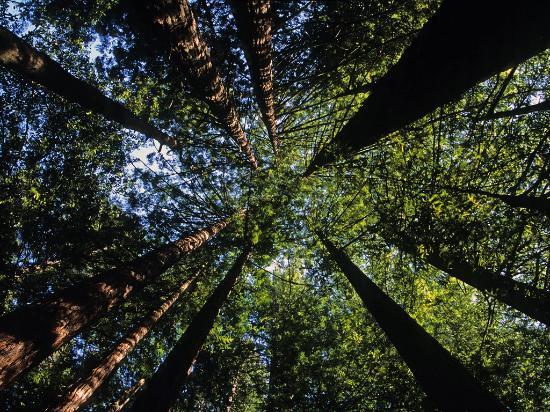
[484,99,550,120]
[392,234,550,326]
[0,215,234,389]
[129,246,251,412]
[228,0,278,155]
[318,235,505,411]
[0,27,178,150]
[305,0,550,175]
[137,0,259,169]
[48,271,201,412]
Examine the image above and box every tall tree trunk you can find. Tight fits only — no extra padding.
[48,271,201,412]
[484,99,550,120]
[461,188,550,217]
[393,234,550,326]
[137,0,259,169]
[0,215,234,389]
[109,378,146,412]
[305,0,550,175]
[0,27,177,150]
[228,0,278,155]
[318,235,504,411]
[129,246,251,412]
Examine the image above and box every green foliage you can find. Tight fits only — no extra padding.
[0,0,548,410]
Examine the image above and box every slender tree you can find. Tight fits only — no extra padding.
[453,188,550,218]
[129,245,251,412]
[109,379,146,412]
[0,215,234,389]
[0,27,178,150]
[484,99,550,120]
[305,0,550,175]
[137,0,259,169]
[389,233,550,326]
[228,0,278,155]
[48,271,201,412]
[318,235,504,411]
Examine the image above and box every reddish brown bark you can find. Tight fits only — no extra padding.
[49,272,200,412]
[0,27,178,150]
[129,246,251,412]
[0,216,233,389]
[138,0,259,168]
[229,0,278,155]
[305,0,550,175]
[319,235,505,411]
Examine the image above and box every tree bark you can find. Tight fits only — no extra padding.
[48,271,201,412]
[137,0,259,169]
[228,0,278,155]
[468,189,549,218]
[0,215,233,389]
[305,0,550,175]
[393,235,550,326]
[0,27,178,150]
[319,235,504,411]
[129,246,251,412]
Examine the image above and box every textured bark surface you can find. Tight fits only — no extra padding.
[138,0,258,168]
[305,0,550,175]
[229,0,278,155]
[130,246,251,412]
[319,236,504,411]
[0,27,177,149]
[0,216,232,389]
[49,272,200,412]
[109,378,146,412]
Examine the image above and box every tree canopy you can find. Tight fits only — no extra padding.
[0,0,549,410]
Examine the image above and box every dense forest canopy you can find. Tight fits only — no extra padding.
[0,0,549,410]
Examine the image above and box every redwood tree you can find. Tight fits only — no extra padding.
[137,0,259,168]
[48,271,201,412]
[319,235,504,410]
[305,0,550,175]
[228,0,278,155]
[0,27,178,150]
[0,215,233,389]
[129,246,251,412]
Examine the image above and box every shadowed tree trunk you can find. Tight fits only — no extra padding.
[484,99,550,120]
[137,0,259,169]
[454,187,550,217]
[0,27,178,150]
[48,271,201,412]
[391,234,550,326]
[129,245,251,412]
[0,215,235,389]
[228,0,278,155]
[318,235,504,411]
[305,0,550,175]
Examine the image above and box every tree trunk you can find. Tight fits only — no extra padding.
[137,0,259,169]
[444,186,550,217]
[0,215,233,389]
[129,246,251,412]
[394,235,550,326]
[0,27,178,150]
[228,0,278,155]
[484,99,550,120]
[48,271,201,412]
[305,0,550,175]
[319,235,505,411]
